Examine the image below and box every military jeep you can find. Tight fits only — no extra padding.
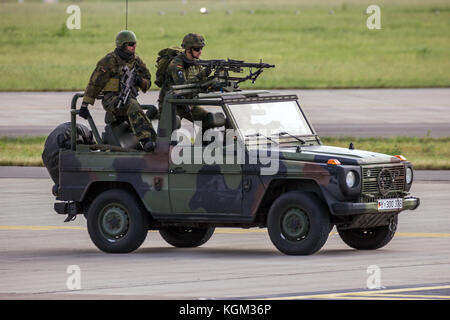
[51,90,420,255]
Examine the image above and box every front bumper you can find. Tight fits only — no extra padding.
[332,197,420,216]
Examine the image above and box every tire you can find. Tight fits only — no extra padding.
[87,189,149,253]
[337,216,397,250]
[42,122,93,184]
[159,226,215,248]
[267,191,330,255]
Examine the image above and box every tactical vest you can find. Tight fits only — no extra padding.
[103,53,137,93]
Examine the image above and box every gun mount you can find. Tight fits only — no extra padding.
[171,58,275,97]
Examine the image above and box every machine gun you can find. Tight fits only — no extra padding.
[171,58,275,96]
[115,64,138,110]
[195,58,274,86]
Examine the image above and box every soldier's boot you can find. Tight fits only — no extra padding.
[140,137,156,152]
[127,100,157,151]
[138,125,157,152]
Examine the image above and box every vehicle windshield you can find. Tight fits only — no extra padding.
[227,101,313,142]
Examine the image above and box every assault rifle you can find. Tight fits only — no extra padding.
[116,64,138,110]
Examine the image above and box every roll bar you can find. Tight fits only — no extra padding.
[70,93,103,151]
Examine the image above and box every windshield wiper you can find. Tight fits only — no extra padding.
[275,131,306,144]
[245,132,279,145]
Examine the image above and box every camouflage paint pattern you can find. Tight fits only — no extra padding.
[57,92,420,229]
[158,52,210,113]
[83,50,151,105]
[103,94,155,141]
[181,33,206,49]
[82,49,154,142]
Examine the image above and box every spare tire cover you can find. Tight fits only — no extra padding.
[42,122,93,184]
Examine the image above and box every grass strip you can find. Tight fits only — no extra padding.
[1,135,449,169]
[0,0,449,90]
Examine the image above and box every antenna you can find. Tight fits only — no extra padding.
[126,0,128,30]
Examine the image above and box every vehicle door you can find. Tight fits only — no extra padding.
[168,106,243,215]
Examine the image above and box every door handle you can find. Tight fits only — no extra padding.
[170,167,186,174]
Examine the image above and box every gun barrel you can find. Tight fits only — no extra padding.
[194,59,275,69]
[172,83,201,90]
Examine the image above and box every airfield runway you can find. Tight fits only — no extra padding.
[0,172,449,300]
[0,88,449,137]
[0,89,449,300]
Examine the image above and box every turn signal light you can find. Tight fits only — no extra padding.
[327,159,341,165]
[394,155,407,161]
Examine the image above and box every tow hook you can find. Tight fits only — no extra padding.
[389,216,398,233]
[64,214,77,223]
[54,201,83,222]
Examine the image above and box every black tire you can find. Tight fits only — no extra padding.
[87,189,149,253]
[159,227,215,248]
[42,122,93,184]
[337,216,397,250]
[267,191,330,255]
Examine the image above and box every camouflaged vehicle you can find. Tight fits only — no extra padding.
[51,90,420,255]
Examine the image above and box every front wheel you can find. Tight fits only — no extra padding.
[87,189,149,253]
[267,191,330,255]
[337,216,397,250]
[159,227,215,248]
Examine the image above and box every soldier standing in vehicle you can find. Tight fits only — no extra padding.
[157,33,211,122]
[79,30,156,151]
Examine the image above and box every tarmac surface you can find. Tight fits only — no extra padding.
[0,174,449,300]
[0,88,449,300]
[0,88,449,137]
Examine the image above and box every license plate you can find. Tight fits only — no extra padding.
[378,198,403,211]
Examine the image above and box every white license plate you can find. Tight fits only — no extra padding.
[378,198,403,211]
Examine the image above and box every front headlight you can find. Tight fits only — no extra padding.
[406,167,413,184]
[346,171,356,188]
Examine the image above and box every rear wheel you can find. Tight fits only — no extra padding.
[337,216,397,250]
[267,191,330,255]
[159,226,215,248]
[87,189,149,253]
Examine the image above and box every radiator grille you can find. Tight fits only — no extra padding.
[362,165,405,196]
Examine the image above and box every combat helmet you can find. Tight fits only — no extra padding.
[115,30,137,48]
[181,33,206,49]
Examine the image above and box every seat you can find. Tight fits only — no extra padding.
[192,112,227,146]
[102,119,140,150]
[203,112,226,130]
[101,104,159,150]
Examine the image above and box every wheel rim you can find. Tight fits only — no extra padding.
[280,208,310,241]
[347,229,377,240]
[99,204,130,242]
[173,227,194,234]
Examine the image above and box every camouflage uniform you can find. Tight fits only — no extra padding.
[82,34,155,142]
[158,34,210,122]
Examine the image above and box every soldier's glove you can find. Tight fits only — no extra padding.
[204,65,212,77]
[79,102,90,120]
[134,75,143,87]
